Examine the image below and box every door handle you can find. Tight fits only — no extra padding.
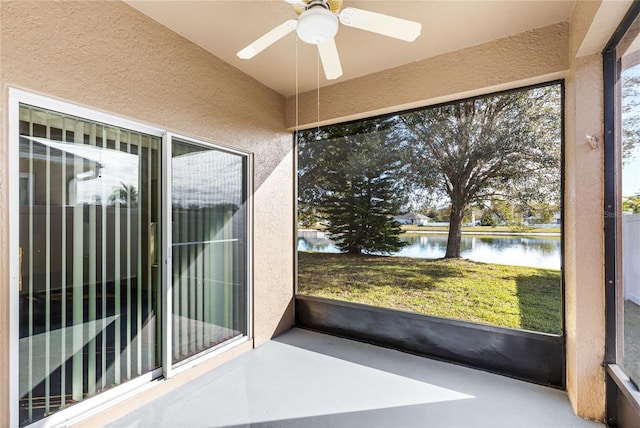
[18,247,23,292]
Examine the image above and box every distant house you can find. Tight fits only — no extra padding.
[394,212,430,226]
[524,212,561,226]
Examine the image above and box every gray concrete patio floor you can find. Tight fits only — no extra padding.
[108,328,603,428]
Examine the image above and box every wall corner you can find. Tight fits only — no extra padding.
[564,53,606,421]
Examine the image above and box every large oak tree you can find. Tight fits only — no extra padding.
[401,85,561,258]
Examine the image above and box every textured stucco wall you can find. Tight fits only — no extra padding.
[562,0,608,421]
[569,0,603,59]
[0,1,294,425]
[564,53,606,421]
[285,22,569,129]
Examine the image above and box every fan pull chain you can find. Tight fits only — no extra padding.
[316,47,321,140]
[295,35,299,143]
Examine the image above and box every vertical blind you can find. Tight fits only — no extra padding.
[18,105,161,426]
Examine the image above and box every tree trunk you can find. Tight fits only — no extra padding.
[348,247,362,255]
[445,205,464,258]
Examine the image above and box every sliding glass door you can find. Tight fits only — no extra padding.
[12,93,252,427]
[171,139,249,365]
[17,104,162,426]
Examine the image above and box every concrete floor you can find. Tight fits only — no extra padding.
[108,328,603,428]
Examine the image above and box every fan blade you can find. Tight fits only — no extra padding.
[317,38,343,80]
[338,7,421,42]
[237,20,298,59]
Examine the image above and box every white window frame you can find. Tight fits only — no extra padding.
[8,88,253,427]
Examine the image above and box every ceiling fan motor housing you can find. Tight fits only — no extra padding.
[296,1,339,45]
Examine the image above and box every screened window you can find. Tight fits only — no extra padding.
[613,12,640,389]
[297,83,563,335]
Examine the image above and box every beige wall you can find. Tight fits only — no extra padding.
[0,1,294,425]
[564,53,606,421]
[561,0,633,419]
[285,22,569,129]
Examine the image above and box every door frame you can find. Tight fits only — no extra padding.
[163,132,253,379]
[8,88,167,427]
[603,2,640,425]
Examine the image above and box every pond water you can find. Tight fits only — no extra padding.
[297,230,561,269]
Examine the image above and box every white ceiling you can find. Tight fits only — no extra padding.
[126,0,576,96]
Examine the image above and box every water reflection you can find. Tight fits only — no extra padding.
[297,231,561,269]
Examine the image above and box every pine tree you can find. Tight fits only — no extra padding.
[298,116,408,255]
[322,168,406,255]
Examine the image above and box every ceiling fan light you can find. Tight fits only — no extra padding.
[296,7,339,45]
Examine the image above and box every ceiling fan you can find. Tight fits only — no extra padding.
[237,0,422,80]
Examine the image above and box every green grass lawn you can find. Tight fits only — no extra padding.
[297,251,562,334]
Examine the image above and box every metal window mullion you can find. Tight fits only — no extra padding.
[163,133,173,375]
